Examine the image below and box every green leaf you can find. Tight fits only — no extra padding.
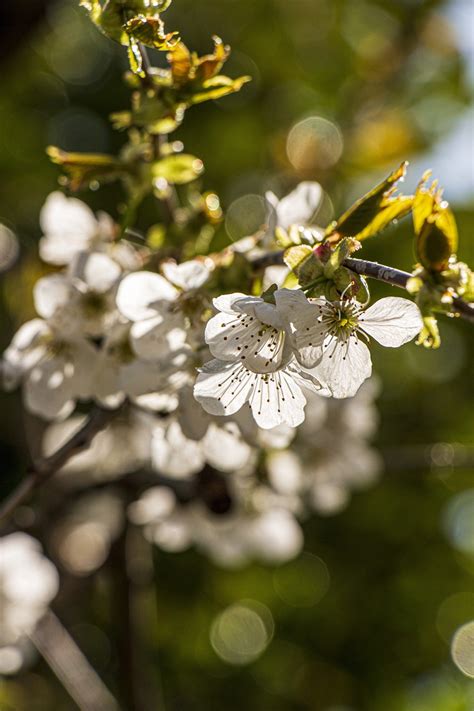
[127,37,145,76]
[413,173,458,272]
[326,162,409,241]
[124,14,179,50]
[152,154,204,185]
[189,75,251,105]
[283,245,313,272]
[47,147,127,191]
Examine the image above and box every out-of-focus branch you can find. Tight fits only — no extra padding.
[250,251,474,323]
[0,406,121,528]
[30,610,119,711]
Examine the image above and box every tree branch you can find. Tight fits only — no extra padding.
[0,406,120,528]
[250,251,474,323]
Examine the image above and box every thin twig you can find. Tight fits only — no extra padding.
[250,251,474,323]
[30,610,119,711]
[0,406,120,528]
[344,257,474,323]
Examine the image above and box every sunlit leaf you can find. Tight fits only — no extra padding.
[125,14,179,51]
[413,172,458,272]
[189,75,251,105]
[283,245,313,273]
[47,147,128,191]
[326,162,409,241]
[127,37,145,77]
[152,154,204,185]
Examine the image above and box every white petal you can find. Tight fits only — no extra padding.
[359,297,423,347]
[39,193,97,265]
[40,192,97,238]
[194,360,254,417]
[205,311,287,373]
[203,422,253,472]
[276,181,322,228]
[161,260,211,291]
[130,317,187,361]
[314,336,372,398]
[152,421,205,478]
[116,271,178,322]
[70,251,121,293]
[212,292,253,315]
[249,369,307,429]
[250,509,303,563]
[33,274,72,319]
[24,358,76,420]
[275,288,326,365]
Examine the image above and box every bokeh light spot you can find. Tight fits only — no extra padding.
[225,194,267,242]
[451,621,474,678]
[443,489,474,555]
[287,117,343,172]
[273,553,330,607]
[210,600,273,665]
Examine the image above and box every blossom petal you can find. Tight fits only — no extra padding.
[203,423,253,472]
[276,181,322,228]
[161,260,211,291]
[152,421,205,478]
[194,360,254,417]
[116,271,178,322]
[275,288,326,365]
[249,369,307,429]
[313,336,372,398]
[130,316,187,361]
[33,274,72,320]
[71,251,121,293]
[212,293,256,315]
[205,310,288,373]
[358,297,423,347]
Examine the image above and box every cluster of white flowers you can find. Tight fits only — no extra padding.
[194,288,421,425]
[2,192,211,419]
[0,533,59,674]
[2,187,423,568]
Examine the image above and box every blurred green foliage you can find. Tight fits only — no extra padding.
[0,0,473,709]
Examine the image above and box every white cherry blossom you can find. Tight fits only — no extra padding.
[34,251,122,338]
[276,289,422,398]
[2,319,96,420]
[161,259,212,290]
[266,181,322,233]
[194,357,322,429]
[0,533,59,673]
[116,270,189,361]
[39,192,115,266]
[195,291,325,428]
[151,418,254,478]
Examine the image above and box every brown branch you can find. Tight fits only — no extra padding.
[0,406,120,528]
[250,251,474,323]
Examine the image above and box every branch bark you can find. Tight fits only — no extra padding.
[250,251,474,323]
[0,406,120,528]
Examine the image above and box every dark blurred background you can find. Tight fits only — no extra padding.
[0,1,473,709]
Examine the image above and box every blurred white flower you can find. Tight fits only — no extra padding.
[265,182,322,233]
[151,418,254,478]
[34,251,122,339]
[2,319,95,420]
[161,259,212,291]
[116,271,189,361]
[0,533,59,673]
[39,192,116,266]
[276,289,422,398]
